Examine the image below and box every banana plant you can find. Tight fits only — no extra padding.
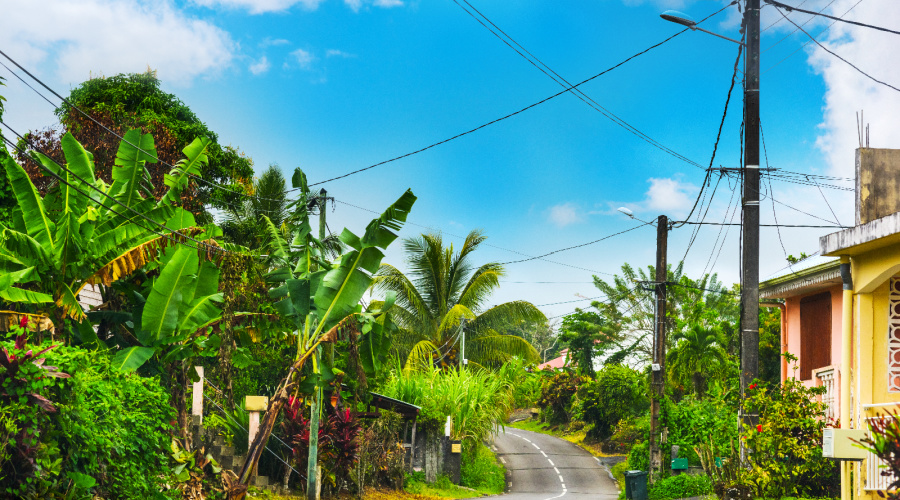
[227,169,415,500]
[0,130,214,339]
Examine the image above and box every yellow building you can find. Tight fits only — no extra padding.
[760,147,900,499]
[822,209,900,498]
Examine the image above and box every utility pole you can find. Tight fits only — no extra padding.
[318,188,328,241]
[741,0,761,440]
[649,215,668,482]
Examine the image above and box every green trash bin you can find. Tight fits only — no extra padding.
[623,470,648,500]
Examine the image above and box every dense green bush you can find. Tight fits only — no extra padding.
[626,441,649,472]
[0,337,174,499]
[664,384,739,466]
[578,364,648,440]
[648,473,713,500]
[738,378,838,499]
[381,366,513,451]
[538,370,586,426]
[497,359,544,409]
[460,442,505,494]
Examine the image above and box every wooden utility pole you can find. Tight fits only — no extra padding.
[741,0,761,450]
[649,215,668,481]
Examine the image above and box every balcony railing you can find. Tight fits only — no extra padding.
[814,367,837,422]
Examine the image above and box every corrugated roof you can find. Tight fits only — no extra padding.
[761,254,839,282]
[759,252,841,299]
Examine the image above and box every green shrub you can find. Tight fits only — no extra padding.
[538,371,586,426]
[664,384,739,466]
[49,345,174,499]
[578,364,648,440]
[648,473,713,500]
[738,378,838,499]
[0,339,173,499]
[626,441,649,472]
[461,442,505,494]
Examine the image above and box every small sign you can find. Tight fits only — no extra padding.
[651,363,661,371]
[245,396,269,412]
[451,443,461,454]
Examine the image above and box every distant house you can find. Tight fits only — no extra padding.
[537,348,570,371]
[759,147,900,497]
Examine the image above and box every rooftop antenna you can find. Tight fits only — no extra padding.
[856,111,863,148]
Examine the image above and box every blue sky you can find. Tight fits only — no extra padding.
[1,0,898,321]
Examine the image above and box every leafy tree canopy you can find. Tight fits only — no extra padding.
[17,71,254,223]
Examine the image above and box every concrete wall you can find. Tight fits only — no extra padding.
[856,148,900,225]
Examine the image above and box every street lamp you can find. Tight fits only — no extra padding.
[660,10,746,45]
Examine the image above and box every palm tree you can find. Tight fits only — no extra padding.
[373,230,545,370]
[667,314,729,396]
[221,165,289,248]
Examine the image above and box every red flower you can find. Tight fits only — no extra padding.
[749,383,757,390]
[757,424,763,432]
[19,316,28,329]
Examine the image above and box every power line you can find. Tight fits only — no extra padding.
[764,0,900,36]
[303,27,702,188]
[333,198,619,277]
[761,0,809,32]
[762,0,837,54]
[448,0,725,170]
[0,49,288,205]
[500,221,654,265]
[772,6,900,93]
[762,0,864,74]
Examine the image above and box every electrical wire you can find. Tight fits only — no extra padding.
[448,0,727,170]
[762,0,837,53]
[304,27,704,187]
[762,0,864,74]
[761,0,808,32]
[333,198,619,277]
[500,221,654,265]
[764,0,900,36]
[772,6,900,93]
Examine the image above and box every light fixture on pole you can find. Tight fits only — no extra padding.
[660,10,746,45]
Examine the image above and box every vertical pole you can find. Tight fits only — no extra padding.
[649,215,668,481]
[459,318,466,367]
[191,366,204,426]
[318,188,328,241]
[741,0,761,451]
[840,257,853,500]
[307,382,322,500]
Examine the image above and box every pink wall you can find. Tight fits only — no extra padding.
[782,284,843,382]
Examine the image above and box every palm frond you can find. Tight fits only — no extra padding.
[404,340,440,373]
[468,300,546,335]
[467,333,540,367]
[457,262,503,312]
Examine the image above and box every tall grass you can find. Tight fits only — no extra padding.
[381,365,514,451]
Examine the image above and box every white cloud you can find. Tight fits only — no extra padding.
[809,0,900,190]
[326,49,356,58]
[261,38,290,47]
[289,48,315,69]
[249,56,270,75]
[547,203,582,227]
[373,0,403,7]
[344,0,403,12]
[191,0,325,14]
[644,177,699,215]
[0,0,233,87]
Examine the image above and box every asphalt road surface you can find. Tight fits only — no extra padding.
[477,428,620,500]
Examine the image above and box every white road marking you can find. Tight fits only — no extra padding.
[553,467,559,473]
[558,475,565,482]
[562,484,566,490]
[548,459,554,466]
[523,438,532,443]
[540,451,548,457]
[531,442,540,449]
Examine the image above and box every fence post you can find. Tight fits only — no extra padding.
[191,366,204,425]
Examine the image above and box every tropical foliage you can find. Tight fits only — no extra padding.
[373,230,544,370]
[0,128,216,336]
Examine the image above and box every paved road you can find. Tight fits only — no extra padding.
[479,428,620,500]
